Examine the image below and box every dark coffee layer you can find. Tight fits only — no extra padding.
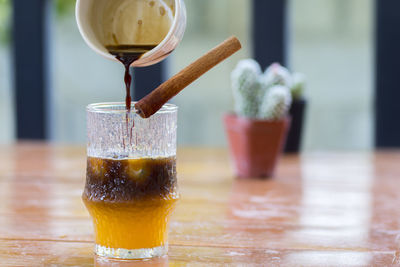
[84,156,177,202]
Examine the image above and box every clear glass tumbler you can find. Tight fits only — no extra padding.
[83,103,178,259]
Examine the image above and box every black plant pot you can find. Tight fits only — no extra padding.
[284,99,307,153]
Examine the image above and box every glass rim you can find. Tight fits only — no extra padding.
[87,102,178,114]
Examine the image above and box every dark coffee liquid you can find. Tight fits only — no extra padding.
[84,156,177,202]
[106,45,158,111]
[106,45,157,145]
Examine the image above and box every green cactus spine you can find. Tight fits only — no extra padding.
[258,85,292,120]
[231,59,263,118]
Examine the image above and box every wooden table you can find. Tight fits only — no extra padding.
[1,143,400,266]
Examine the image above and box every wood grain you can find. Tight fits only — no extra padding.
[135,36,241,118]
[1,143,400,266]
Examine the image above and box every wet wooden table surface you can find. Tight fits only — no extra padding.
[1,143,400,266]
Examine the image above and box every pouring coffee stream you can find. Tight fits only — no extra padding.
[106,44,158,145]
[106,44,158,112]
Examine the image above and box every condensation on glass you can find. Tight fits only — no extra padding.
[86,103,177,158]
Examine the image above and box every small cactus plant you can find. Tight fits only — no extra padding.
[259,85,292,120]
[262,63,293,88]
[231,60,294,120]
[231,59,263,118]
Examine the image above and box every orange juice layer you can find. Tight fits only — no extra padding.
[83,196,178,249]
[83,156,178,249]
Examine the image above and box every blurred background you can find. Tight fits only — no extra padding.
[1,0,398,151]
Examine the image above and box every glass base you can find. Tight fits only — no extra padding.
[95,244,168,259]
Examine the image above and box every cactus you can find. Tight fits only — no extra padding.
[231,59,263,117]
[231,60,294,121]
[291,73,306,100]
[258,85,292,120]
[262,63,293,88]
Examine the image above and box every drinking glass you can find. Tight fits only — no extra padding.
[83,103,178,259]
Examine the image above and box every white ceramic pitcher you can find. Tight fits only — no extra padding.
[76,0,186,67]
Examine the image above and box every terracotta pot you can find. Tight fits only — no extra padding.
[224,114,291,178]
